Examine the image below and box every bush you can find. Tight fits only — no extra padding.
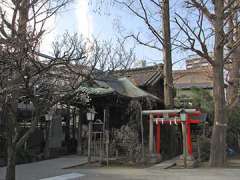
[111,125,142,163]
[198,136,210,161]
[0,136,7,166]
[16,147,35,164]
[227,107,240,153]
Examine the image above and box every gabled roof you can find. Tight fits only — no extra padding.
[113,64,164,87]
[76,78,159,100]
[101,78,159,100]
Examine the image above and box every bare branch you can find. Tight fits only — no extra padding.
[175,12,214,65]
[125,33,162,51]
[185,0,216,24]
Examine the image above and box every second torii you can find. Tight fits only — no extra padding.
[142,109,202,157]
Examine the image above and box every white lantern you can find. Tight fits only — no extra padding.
[180,109,187,122]
[86,108,96,121]
[45,112,53,121]
[76,114,79,123]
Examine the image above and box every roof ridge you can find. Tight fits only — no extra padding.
[114,64,163,73]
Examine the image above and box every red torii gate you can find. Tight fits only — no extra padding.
[142,109,202,157]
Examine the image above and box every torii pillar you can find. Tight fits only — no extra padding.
[149,114,154,154]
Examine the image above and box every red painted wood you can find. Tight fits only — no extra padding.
[154,119,201,124]
[186,116,193,156]
[188,120,201,124]
[155,114,161,154]
[152,111,201,117]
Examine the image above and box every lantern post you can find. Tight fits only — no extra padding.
[180,109,187,168]
[87,107,96,164]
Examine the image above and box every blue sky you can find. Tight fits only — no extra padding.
[41,0,208,70]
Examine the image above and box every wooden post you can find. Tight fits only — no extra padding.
[88,121,92,164]
[181,122,187,168]
[104,108,109,167]
[140,105,145,161]
[106,130,109,167]
[186,121,193,156]
[156,123,161,154]
[149,114,154,154]
[72,108,76,139]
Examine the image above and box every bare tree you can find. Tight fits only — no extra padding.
[0,1,91,180]
[115,0,174,108]
[49,32,137,157]
[92,39,136,72]
[52,33,136,74]
[175,0,240,167]
[0,17,136,178]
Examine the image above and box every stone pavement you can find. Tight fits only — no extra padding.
[1,155,240,180]
[0,155,87,180]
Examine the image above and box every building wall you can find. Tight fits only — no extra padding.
[186,56,211,69]
[173,66,214,101]
[173,68,213,86]
[176,88,213,98]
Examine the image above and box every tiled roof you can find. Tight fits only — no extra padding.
[75,78,159,100]
[107,64,214,90]
[101,78,159,100]
[113,64,164,87]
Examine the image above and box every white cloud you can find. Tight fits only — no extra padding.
[75,0,93,39]
[41,0,94,54]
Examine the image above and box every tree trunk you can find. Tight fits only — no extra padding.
[226,2,240,107]
[209,0,226,167]
[18,0,29,46]
[162,1,177,158]
[44,120,51,159]
[5,110,17,180]
[6,143,16,180]
[162,0,174,108]
[227,47,240,106]
[210,65,227,166]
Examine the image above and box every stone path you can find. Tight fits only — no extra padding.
[0,155,87,180]
[1,156,240,180]
[150,156,179,169]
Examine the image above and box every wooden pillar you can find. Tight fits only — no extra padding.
[88,121,93,164]
[186,120,193,156]
[140,105,145,161]
[181,121,187,168]
[65,106,70,143]
[104,107,110,167]
[156,123,161,154]
[149,114,154,154]
[72,108,76,139]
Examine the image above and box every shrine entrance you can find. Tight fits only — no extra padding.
[142,109,202,167]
